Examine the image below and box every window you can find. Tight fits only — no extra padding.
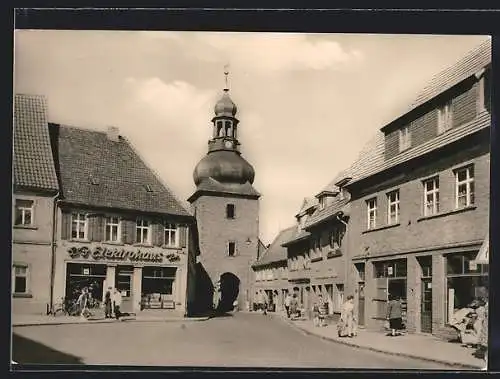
[136,219,151,244]
[366,198,377,229]
[399,126,411,152]
[228,241,236,257]
[387,190,400,224]
[374,259,407,278]
[319,196,326,210]
[217,120,224,137]
[329,227,344,249]
[423,177,440,216]
[164,223,178,247]
[105,217,121,242]
[438,101,453,134]
[226,204,235,219]
[71,213,88,240]
[13,265,28,294]
[455,166,475,209]
[15,199,34,226]
[335,284,345,312]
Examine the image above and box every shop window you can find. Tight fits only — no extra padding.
[12,265,28,294]
[423,177,440,216]
[14,199,34,226]
[335,284,344,312]
[454,165,475,209]
[226,204,235,219]
[437,100,453,134]
[374,259,407,278]
[142,267,176,309]
[164,223,178,247]
[71,212,88,240]
[105,216,121,242]
[387,190,400,225]
[136,219,151,244]
[366,198,377,229]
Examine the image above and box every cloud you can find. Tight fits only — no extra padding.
[142,32,364,73]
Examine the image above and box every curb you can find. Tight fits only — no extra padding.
[272,314,484,370]
[12,316,209,327]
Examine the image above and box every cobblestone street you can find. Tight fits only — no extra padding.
[12,312,452,369]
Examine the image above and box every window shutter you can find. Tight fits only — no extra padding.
[89,214,103,242]
[122,219,136,245]
[180,225,187,248]
[61,211,71,240]
[153,223,163,247]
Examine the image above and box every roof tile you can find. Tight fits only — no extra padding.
[13,94,59,192]
[50,124,191,217]
[253,226,296,267]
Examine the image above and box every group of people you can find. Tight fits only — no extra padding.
[449,297,489,359]
[77,286,123,320]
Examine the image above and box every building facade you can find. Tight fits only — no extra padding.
[252,227,294,312]
[12,94,60,315]
[48,124,197,316]
[189,85,261,314]
[340,39,491,337]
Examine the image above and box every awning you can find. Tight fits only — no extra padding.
[470,233,489,269]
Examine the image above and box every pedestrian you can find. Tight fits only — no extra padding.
[475,297,488,360]
[262,291,268,315]
[386,294,403,336]
[290,293,299,319]
[338,295,356,337]
[104,286,113,319]
[77,287,90,320]
[284,293,292,318]
[312,300,320,327]
[113,288,123,321]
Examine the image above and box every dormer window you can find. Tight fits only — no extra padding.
[144,184,153,193]
[438,100,453,134]
[399,125,411,152]
[319,196,326,210]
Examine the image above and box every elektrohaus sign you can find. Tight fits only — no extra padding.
[67,245,181,263]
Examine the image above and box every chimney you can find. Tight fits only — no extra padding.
[106,126,120,142]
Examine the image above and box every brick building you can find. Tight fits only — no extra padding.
[338,39,491,337]
[188,84,261,314]
[12,94,60,315]
[48,124,197,316]
[252,226,294,312]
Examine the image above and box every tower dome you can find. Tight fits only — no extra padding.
[214,89,237,117]
[193,150,255,186]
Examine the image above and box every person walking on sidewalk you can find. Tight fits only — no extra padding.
[284,293,292,318]
[77,287,90,320]
[386,294,403,336]
[312,300,320,327]
[318,294,328,327]
[104,286,113,319]
[290,294,299,319]
[112,288,123,321]
[338,295,356,337]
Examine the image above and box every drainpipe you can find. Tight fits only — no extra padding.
[48,193,60,314]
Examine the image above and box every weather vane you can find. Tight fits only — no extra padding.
[224,64,230,90]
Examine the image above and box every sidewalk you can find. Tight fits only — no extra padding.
[272,313,486,370]
[12,311,209,327]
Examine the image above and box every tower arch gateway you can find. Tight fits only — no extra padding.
[189,71,261,315]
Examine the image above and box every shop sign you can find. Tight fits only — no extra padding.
[67,246,181,263]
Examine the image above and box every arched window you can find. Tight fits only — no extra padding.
[226,120,233,138]
[217,120,224,137]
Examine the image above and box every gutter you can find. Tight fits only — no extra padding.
[48,193,60,314]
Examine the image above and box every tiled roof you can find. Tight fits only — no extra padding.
[339,39,491,187]
[281,228,311,247]
[347,111,490,186]
[295,197,318,217]
[13,94,59,192]
[304,197,350,229]
[188,177,260,202]
[408,38,491,114]
[50,124,191,217]
[253,226,296,268]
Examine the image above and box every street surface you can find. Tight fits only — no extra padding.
[12,312,451,369]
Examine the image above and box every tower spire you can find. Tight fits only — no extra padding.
[224,64,230,91]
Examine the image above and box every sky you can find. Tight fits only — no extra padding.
[14,31,489,244]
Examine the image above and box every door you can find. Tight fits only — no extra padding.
[421,278,433,333]
[358,282,365,326]
[115,266,134,314]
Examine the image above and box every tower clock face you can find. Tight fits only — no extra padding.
[224,140,233,149]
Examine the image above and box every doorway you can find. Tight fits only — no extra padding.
[358,282,365,326]
[419,256,433,333]
[115,265,134,313]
